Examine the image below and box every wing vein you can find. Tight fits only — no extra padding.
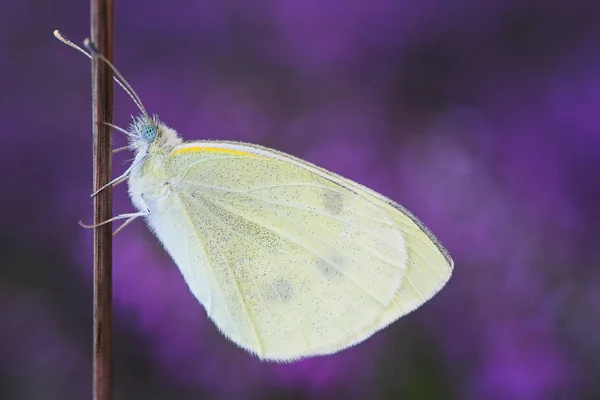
[273,208,399,292]
[181,180,405,262]
[179,200,242,343]
[188,190,388,308]
[185,194,304,355]
[225,248,265,354]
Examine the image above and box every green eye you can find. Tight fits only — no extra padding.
[142,125,158,142]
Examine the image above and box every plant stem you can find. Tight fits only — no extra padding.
[91,0,114,398]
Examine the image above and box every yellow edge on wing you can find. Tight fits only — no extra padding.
[173,146,260,157]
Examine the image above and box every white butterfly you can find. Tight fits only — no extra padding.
[56,31,453,362]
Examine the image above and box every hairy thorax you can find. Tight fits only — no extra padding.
[128,144,175,215]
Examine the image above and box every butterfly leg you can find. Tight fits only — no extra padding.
[79,210,150,236]
[102,121,137,139]
[112,145,131,153]
[91,160,139,197]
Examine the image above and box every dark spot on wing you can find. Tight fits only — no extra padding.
[272,278,294,302]
[323,189,344,216]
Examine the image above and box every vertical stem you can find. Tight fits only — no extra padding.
[91,0,114,398]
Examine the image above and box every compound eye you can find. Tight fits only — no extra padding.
[141,125,158,142]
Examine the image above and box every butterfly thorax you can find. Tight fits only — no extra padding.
[127,119,182,216]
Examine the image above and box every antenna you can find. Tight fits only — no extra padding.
[53,30,149,117]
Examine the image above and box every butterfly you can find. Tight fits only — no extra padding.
[55,30,453,362]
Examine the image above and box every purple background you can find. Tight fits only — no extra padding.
[1,0,599,398]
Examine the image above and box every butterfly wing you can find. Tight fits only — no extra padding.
[155,141,452,361]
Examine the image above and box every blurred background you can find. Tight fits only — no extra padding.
[1,0,599,399]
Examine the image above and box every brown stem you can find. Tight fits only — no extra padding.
[91,0,114,398]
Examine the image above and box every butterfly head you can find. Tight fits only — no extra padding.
[129,114,182,151]
[130,114,160,144]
